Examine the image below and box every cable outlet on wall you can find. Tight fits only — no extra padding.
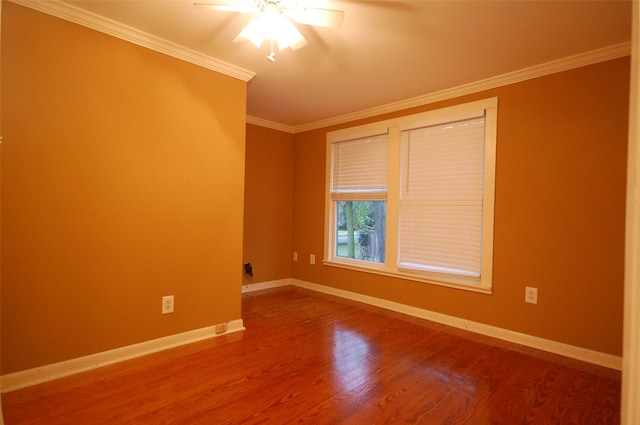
[525,287,538,304]
[162,295,175,314]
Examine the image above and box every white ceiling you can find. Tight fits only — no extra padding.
[47,0,633,129]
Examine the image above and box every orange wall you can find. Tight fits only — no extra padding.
[243,125,294,285]
[1,3,247,373]
[291,58,629,356]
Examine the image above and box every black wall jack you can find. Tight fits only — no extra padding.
[244,262,253,277]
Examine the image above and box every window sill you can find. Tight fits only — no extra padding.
[323,259,493,295]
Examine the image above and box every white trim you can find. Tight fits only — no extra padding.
[322,260,492,294]
[324,98,497,293]
[8,0,628,133]
[0,319,245,393]
[622,2,640,423]
[290,279,623,371]
[294,42,631,134]
[8,0,255,82]
[246,116,295,134]
[242,278,293,293]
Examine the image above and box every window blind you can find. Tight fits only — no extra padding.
[398,117,485,278]
[331,134,389,200]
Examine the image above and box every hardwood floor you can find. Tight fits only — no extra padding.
[2,286,621,424]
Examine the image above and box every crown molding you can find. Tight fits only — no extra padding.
[293,42,631,134]
[9,0,629,133]
[246,116,295,134]
[9,0,256,83]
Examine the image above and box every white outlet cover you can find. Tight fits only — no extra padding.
[162,295,174,314]
[525,287,538,304]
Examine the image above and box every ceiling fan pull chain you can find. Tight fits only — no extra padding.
[267,38,276,62]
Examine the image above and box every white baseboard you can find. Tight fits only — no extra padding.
[0,319,245,393]
[3,278,622,393]
[290,279,623,371]
[242,278,293,293]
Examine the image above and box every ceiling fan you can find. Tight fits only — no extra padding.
[194,0,345,61]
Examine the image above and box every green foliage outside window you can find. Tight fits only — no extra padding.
[336,201,386,263]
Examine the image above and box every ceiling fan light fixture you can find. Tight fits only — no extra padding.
[205,0,340,58]
[273,19,305,51]
[236,11,305,51]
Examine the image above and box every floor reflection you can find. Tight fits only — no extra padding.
[332,325,372,393]
[330,323,480,404]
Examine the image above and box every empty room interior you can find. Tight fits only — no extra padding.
[1,0,639,423]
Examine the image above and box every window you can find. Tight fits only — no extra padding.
[325,98,497,292]
[330,134,388,264]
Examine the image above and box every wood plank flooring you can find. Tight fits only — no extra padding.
[2,287,621,424]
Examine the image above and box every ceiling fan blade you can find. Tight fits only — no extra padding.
[292,7,344,28]
[193,1,257,13]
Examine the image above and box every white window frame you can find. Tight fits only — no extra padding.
[324,98,498,293]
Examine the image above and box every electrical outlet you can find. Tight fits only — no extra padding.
[162,295,174,314]
[525,287,538,304]
[310,254,315,265]
[215,323,227,334]
[293,252,298,262]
